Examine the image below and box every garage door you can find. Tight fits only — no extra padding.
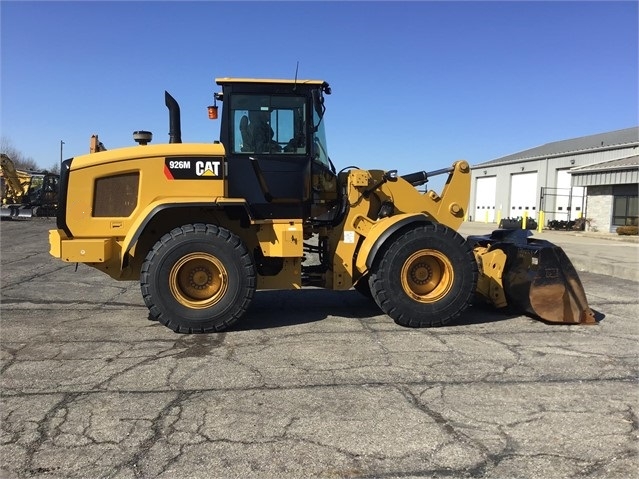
[509,172,537,218]
[474,176,496,222]
[556,170,585,220]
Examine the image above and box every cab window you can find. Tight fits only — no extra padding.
[230,94,307,155]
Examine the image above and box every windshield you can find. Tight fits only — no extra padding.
[312,106,331,170]
[311,89,332,170]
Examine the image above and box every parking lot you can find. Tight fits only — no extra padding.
[1,218,638,479]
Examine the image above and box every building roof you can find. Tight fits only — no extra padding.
[474,126,639,167]
[570,154,639,187]
[570,154,639,174]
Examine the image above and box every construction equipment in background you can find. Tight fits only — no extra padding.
[48,78,595,333]
[1,153,59,219]
[89,134,107,153]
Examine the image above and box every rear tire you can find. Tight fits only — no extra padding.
[368,223,477,327]
[141,224,256,333]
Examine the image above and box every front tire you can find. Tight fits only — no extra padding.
[141,224,256,333]
[368,223,477,327]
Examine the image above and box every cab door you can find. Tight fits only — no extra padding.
[224,93,311,220]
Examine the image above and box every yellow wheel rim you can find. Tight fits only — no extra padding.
[400,249,454,303]
[169,253,228,309]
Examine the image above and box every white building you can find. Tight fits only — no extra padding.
[469,127,638,232]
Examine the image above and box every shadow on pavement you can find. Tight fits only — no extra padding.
[147,288,598,332]
[234,289,519,331]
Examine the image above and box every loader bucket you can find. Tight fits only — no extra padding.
[0,205,32,219]
[16,207,33,219]
[469,229,596,324]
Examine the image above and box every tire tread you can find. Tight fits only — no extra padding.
[369,223,477,328]
[140,223,255,333]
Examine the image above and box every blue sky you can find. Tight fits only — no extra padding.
[2,0,637,192]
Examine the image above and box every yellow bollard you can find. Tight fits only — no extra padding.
[496,210,501,227]
[522,210,528,229]
[484,210,489,223]
[537,211,544,233]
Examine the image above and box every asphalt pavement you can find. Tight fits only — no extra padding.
[1,218,638,479]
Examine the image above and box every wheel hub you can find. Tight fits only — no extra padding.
[170,253,228,309]
[410,262,432,285]
[401,249,454,303]
[189,267,212,290]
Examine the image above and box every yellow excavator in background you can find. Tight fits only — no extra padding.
[1,153,59,219]
[48,78,595,333]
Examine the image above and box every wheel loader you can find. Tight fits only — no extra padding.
[48,78,595,333]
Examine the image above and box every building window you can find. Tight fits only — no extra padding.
[612,195,638,226]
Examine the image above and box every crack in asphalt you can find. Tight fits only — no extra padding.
[2,375,637,399]
[3,356,637,479]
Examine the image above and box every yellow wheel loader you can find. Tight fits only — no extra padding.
[48,78,594,333]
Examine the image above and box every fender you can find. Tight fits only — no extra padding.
[120,197,249,269]
[355,213,433,273]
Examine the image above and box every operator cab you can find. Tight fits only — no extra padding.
[216,78,335,220]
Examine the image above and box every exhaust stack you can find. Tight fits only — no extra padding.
[165,91,182,144]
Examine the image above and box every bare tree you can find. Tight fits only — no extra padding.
[48,162,61,174]
[1,136,39,171]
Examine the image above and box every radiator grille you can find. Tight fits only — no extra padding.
[93,172,139,217]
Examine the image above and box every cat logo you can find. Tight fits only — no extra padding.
[164,157,224,180]
[196,161,220,177]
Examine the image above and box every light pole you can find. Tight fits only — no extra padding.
[60,140,65,164]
